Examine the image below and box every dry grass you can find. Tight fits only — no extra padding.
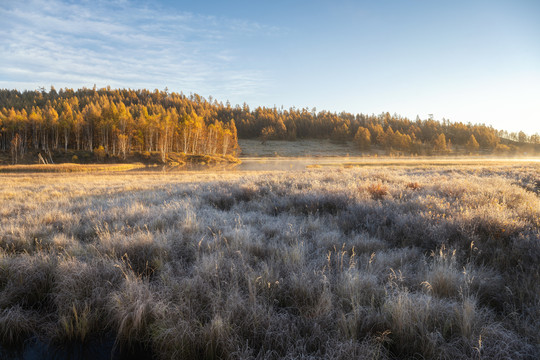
[367,183,389,200]
[0,163,149,173]
[0,164,538,359]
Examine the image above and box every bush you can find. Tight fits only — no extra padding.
[367,183,389,200]
[93,146,106,160]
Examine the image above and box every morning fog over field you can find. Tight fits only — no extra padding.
[1,0,539,359]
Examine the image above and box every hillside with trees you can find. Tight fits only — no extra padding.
[0,87,538,164]
[236,109,538,156]
[0,87,239,164]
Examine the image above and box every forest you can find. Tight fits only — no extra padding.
[0,87,239,164]
[234,106,538,155]
[0,87,538,164]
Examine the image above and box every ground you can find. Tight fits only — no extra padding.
[0,161,538,359]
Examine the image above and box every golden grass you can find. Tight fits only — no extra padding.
[313,158,540,168]
[237,156,540,172]
[0,163,149,173]
[0,163,538,358]
[367,183,389,199]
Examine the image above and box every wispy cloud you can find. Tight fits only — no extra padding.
[0,0,275,99]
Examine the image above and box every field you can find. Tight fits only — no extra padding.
[0,164,150,173]
[238,139,366,157]
[237,139,539,158]
[0,162,539,359]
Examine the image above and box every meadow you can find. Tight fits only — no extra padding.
[0,163,538,359]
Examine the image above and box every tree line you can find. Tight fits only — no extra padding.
[0,87,239,163]
[1,87,538,163]
[235,107,538,154]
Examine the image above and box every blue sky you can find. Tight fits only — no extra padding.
[1,0,539,134]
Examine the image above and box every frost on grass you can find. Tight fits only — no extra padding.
[0,165,538,359]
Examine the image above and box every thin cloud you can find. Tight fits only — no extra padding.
[0,0,274,98]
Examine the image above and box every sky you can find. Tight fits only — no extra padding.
[0,0,539,134]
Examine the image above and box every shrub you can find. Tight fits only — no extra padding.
[406,182,421,190]
[367,183,389,200]
[93,146,106,160]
